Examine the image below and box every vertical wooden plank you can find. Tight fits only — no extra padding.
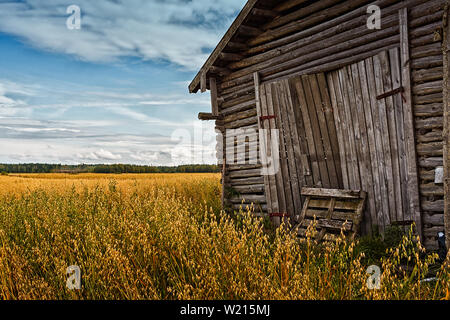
[279,80,303,216]
[358,59,384,234]
[379,51,403,223]
[288,78,314,188]
[374,53,396,229]
[388,48,408,224]
[338,67,361,189]
[316,198,336,241]
[299,196,311,223]
[271,82,293,218]
[293,78,321,187]
[317,73,343,188]
[221,156,227,208]
[254,73,274,218]
[285,79,308,190]
[309,74,340,189]
[288,77,314,191]
[443,1,450,249]
[209,77,219,116]
[353,192,368,240]
[347,63,370,234]
[266,83,285,222]
[343,65,364,191]
[350,62,376,234]
[200,71,207,93]
[400,8,422,239]
[327,72,350,190]
[262,84,280,220]
[366,56,390,233]
[302,75,331,188]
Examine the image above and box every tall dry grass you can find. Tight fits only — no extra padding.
[0,174,447,300]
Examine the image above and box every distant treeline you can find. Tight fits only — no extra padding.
[0,163,220,174]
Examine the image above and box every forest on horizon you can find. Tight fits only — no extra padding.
[0,163,220,174]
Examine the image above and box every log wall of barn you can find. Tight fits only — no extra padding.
[213,0,445,250]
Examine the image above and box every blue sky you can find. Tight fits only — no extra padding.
[0,0,246,165]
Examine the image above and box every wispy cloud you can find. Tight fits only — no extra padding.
[77,149,122,161]
[0,0,246,70]
[0,80,34,108]
[0,125,81,134]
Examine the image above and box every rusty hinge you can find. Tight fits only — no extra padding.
[376,87,404,100]
[260,115,276,121]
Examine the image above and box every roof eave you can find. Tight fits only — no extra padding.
[188,0,259,94]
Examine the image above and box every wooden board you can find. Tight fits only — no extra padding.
[297,187,367,241]
[254,72,275,221]
[327,48,422,236]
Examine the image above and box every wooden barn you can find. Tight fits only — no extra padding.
[189,0,450,251]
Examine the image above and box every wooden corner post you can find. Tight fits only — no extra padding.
[209,77,219,116]
[399,8,422,240]
[200,71,207,93]
[444,1,450,249]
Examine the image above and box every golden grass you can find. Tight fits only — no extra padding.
[0,173,220,197]
[0,173,447,300]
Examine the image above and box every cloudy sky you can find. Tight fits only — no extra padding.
[0,0,246,165]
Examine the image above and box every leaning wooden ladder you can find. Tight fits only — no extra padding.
[297,188,367,242]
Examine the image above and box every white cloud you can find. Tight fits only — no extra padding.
[0,78,211,113]
[0,125,81,133]
[77,149,122,161]
[0,0,246,70]
[0,81,34,108]
[0,96,17,106]
[139,98,210,106]
[0,80,38,97]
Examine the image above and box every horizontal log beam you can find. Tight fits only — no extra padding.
[198,113,222,121]
[419,157,443,168]
[423,213,445,226]
[219,52,244,61]
[227,41,248,51]
[416,117,443,130]
[422,200,445,212]
[416,129,443,143]
[209,66,231,76]
[251,8,278,18]
[238,25,263,37]
[273,0,310,13]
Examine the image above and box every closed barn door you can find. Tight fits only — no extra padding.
[256,74,343,224]
[256,49,421,234]
[327,49,421,234]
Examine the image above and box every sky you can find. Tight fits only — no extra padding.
[0,0,246,165]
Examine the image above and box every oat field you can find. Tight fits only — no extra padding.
[0,173,448,300]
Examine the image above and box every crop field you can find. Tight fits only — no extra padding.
[0,173,448,300]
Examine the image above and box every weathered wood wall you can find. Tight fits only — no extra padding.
[410,1,446,250]
[209,0,446,250]
[444,0,450,250]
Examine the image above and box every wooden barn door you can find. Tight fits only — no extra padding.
[326,49,421,234]
[255,73,343,224]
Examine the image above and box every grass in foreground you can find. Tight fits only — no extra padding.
[0,174,448,300]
